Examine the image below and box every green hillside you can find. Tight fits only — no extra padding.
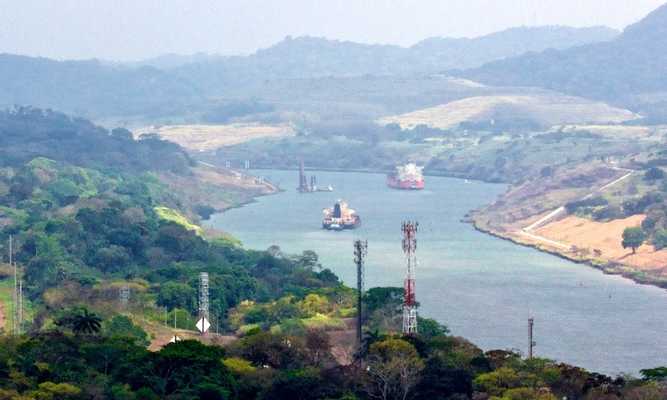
[458,4,667,122]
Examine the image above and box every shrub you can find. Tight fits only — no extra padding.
[653,229,667,250]
[222,357,257,374]
[623,192,663,216]
[644,167,665,181]
[593,205,623,221]
[565,196,608,214]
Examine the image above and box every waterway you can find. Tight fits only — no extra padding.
[208,169,667,375]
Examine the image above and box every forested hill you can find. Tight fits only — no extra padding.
[458,4,667,121]
[0,107,339,325]
[168,26,617,88]
[0,107,193,173]
[136,26,617,73]
[0,26,616,119]
[0,54,201,118]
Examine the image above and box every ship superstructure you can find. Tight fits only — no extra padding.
[387,163,425,190]
[322,200,361,230]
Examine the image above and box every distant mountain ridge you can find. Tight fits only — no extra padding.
[0,25,618,118]
[0,53,202,118]
[457,4,667,120]
[166,26,618,85]
[130,26,618,74]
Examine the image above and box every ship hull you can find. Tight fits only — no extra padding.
[387,176,425,190]
[322,217,361,231]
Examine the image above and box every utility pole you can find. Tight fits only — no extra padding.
[17,278,23,335]
[402,222,419,335]
[528,317,536,359]
[353,240,367,347]
[9,235,19,335]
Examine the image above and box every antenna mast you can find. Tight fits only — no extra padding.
[528,317,536,359]
[197,272,210,335]
[402,221,418,335]
[119,284,130,308]
[353,240,367,347]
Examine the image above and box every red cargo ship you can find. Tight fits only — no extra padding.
[387,163,425,190]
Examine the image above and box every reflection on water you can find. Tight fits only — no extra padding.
[209,169,667,375]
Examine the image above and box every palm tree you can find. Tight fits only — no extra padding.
[71,308,102,335]
[56,307,102,335]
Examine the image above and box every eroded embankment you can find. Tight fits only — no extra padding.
[470,214,667,290]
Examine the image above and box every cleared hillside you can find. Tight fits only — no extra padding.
[134,123,295,152]
[458,4,667,121]
[378,95,639,130]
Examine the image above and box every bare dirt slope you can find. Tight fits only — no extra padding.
[157,164,277,214]
[134,123,295,152]
[379,95,639,130]
[535,215,667,273]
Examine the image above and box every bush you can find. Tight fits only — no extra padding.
[301,313,345,331]
[565,196,608,214]
[103,315,150,347]
[653,229,667,250]
[593,205,623,221]
[623,192,663,216]
[644,167,665,181]
[157,282,197,311]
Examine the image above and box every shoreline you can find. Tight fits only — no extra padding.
[238,165,508,185]
[208,163,667,291]
[469,216,667,290]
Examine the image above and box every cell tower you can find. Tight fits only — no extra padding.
[197,272,211,335]
[528,317,536,359]
[402,221,418,335]
[353,240,367,346]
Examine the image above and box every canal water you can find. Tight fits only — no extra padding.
[208,169,667,375]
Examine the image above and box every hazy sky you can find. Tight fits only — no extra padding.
[0,0,665,61]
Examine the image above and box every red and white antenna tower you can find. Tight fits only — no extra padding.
[402,221,418,335]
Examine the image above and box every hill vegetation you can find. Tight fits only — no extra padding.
[458,4,667,122]
[0,55,202,119]
[0,26,617,121]
[166,26,617,86]
[0,96,665,400]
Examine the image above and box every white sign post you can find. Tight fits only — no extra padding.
[196,317,210,334]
